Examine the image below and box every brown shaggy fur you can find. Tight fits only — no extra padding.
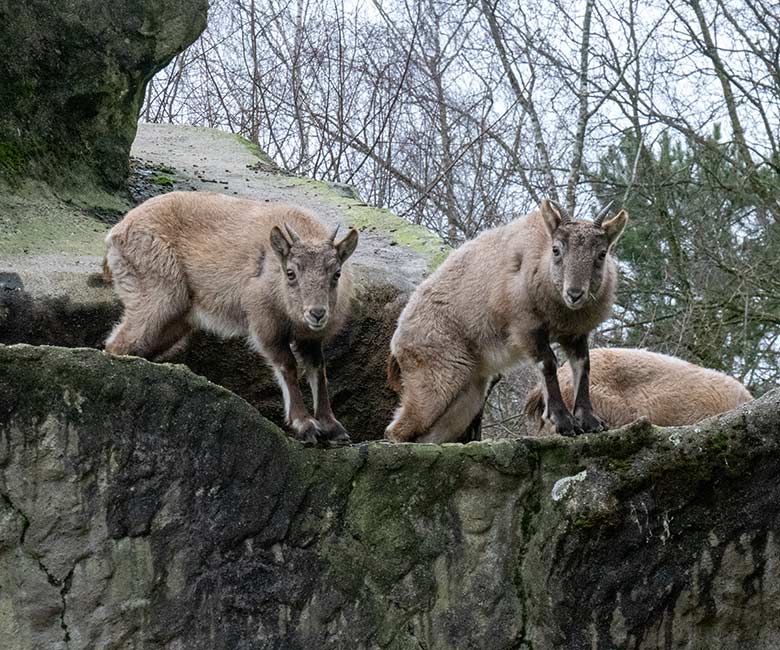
[102,256,113,284]
[525,348,753,430]
[387,353,403,394]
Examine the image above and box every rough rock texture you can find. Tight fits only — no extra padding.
[0,124,448,442]
[0,0,208,190]
[1,343,779,649]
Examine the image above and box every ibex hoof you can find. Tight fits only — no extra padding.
[317,419,352,447]
[290,418,321,446]
[324,433,351,447]
[550,412,584,437]
[575,410,609,433]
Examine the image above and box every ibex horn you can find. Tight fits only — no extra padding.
[593,200,614,227]
[329,224,340,242]
[284,223,301,243]
[551,200,572,224]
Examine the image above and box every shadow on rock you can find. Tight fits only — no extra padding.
[0,272,121,349]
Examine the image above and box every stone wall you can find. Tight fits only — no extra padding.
[1,344,777,649]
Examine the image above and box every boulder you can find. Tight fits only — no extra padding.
[0,0,208,191]
[1,343,779,649]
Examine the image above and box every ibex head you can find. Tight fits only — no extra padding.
[270,223,359,332]
[540,199,628,310]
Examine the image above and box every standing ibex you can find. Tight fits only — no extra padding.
[104,191,358,446]
[525,348,753,431]
[386,199,628,442]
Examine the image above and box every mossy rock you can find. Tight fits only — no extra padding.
[0,0,208,192]
[1,344,780,649]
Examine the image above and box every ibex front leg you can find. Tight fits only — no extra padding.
[561,335,608,433]
[530,328,582,436]
[296,340,350,446]
[258,336,321,446]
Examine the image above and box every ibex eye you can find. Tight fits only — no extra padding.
[334,271,341,281]
[598,250,607,260]
[286,269,296,281]
[552,246,561,256]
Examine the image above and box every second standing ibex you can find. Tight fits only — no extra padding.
[386,199,628,442]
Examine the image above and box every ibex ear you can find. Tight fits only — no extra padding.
[602,210,628,247]
[540,199,564,236]
[270,226,291,260]
[335,228,359,263]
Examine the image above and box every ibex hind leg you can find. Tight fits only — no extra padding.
[152,323,193,362]
[384,359,474,443]
[460,374,503,442]
[418,376,488,443]
[104,232,190,359]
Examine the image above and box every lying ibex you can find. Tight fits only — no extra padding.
[386,199,628,442]
[104,191,359,446]
[525,347,753,431]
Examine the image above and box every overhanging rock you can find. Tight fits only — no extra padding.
[1,343,778,649]
[0,0,208,190]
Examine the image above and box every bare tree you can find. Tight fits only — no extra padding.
[141,0,780,398]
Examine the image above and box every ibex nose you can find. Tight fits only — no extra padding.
[566,288,584,304]
[309,307,327,322]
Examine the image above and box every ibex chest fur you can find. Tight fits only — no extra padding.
[386,199,628,442]
[104,191,359,446]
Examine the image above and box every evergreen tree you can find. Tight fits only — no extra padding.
[591,129,780,394]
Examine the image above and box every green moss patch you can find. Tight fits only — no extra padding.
[0,180,118,256]
[233,134,278,169]
[150,174,175,187]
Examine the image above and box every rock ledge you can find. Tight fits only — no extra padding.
[1,343,778,649]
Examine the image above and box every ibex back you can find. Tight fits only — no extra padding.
[386,199,627,442]
[525,347,753,431]
[104,191,359,445]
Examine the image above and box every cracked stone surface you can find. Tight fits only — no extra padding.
[2,343,780,649]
